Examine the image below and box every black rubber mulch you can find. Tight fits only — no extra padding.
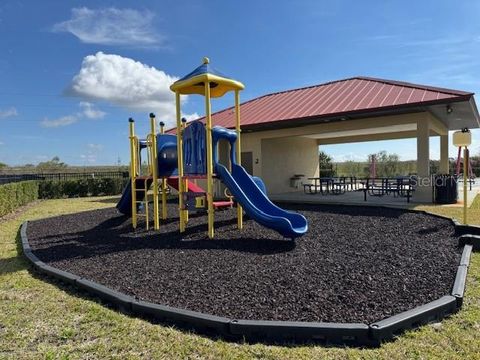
[27,203,461,324]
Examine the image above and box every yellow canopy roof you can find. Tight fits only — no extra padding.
[170,58,244,98]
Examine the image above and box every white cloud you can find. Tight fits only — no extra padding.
[398,36,475,48]
[80,153,97,163]
[41,115,78,128]
[87,143,103,151]
[0,107,17,119]
[52,7,163,47]
[39,102,105,128]
[81,143,104,163]
[68,52,194,126]
[79,101,106,119]
[182,112,200,122]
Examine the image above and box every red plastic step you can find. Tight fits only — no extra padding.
[167,177,232,208]
[213,201,233,208]
[167,178,205,193]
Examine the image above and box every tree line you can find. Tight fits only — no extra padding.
[319,150,480,178]
[0,156,128,174]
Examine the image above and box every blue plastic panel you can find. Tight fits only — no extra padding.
[183,121,206,175]
[157,134,178,177]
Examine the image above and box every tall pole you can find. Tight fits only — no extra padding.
[150,113,159,230]
[456,147,462,176]
[129,118,137,229]
[175,92,186,232]
[205,82,214,239]
[160,121,168,220]
[463,146,468,224]
[235,89,243,230]
[181,117,189,224]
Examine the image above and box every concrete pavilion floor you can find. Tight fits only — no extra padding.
[270,178,480,209]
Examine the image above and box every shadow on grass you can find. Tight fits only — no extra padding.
[87,196,121,204]
[0,228,29,276]
[0,256,28,276]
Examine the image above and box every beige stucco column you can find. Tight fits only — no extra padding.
[439,134,449,174]
[414,119,432,202]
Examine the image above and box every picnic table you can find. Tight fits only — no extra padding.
[304,177,354,195]
[360,177,414,202]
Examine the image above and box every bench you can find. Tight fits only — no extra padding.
[303,183,320,194]
[362,178,414,202]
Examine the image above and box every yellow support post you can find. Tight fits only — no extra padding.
[205,82,214,239]
[182,118,189,224]
[235,90,243,230]
[175,92,186,232]
[150,113,160,230]
[144,179,150,230]
[463,147,468,224]
[159,121,168,220]
[129,118,138,229]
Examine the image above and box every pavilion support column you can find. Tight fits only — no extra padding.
[414,118,433,202]
[440,134,449,174]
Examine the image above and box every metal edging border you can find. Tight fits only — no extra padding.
[368,295,458,342]
[19,218,478,346]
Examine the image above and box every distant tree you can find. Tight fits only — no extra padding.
[470,154,480,177]
[319,151,336,177]
[37,156,68,171]
[340,160,367,177]
[367,151,401,177]
[0,162,7,169]
[430,160,439,175]
[24,164,35,168]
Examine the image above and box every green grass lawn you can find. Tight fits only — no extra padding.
[1,196,479,359]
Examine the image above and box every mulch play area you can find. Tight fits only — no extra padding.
[26,203,461,324]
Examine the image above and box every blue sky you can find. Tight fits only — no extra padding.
[1,0,479,166]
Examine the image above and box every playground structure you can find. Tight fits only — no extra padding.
[116,114,223,230]
[117,58,308,239]
[116,115,236,228]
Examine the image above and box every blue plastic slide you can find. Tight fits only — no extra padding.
[216,163,308,239]
[117,181,133,215]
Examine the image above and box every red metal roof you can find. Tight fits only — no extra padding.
[169,76,474,132]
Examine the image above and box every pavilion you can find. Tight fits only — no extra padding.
[175,76,480,202]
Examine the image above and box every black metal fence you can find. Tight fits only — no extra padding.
[0,171,129,185]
